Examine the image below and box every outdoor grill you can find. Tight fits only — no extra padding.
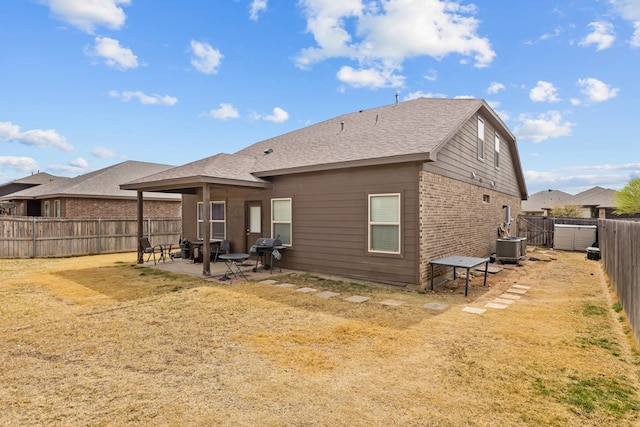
[251,237,283,273]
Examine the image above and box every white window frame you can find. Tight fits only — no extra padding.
[44,201,50,217]
[494,133,500,169]
[477,117,485,161]
[54,200,61,217]
[271,198,292,247]
[197,201,226,240]
[368,193,401,254]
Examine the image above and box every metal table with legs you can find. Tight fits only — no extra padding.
[429,255,490,296]
[218,253,250,281]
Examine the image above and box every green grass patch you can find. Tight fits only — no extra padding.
[582,302,608,317]
[533,375,640,419]
[613,301,623,313]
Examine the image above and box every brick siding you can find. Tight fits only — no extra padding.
[419,171,522,286]
[61,198,180,218]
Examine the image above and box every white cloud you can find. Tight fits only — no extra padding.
[0,121,73,151]
[108,90,178,106]
[69,157,89,168]
[487,82,505,94]
[252,107,289,123]
[577,77,619,102]
[530,81,561,103]
[579,21,615,51]
[190,40,223,75]
[42,0,130,33]
[88,37,138,70]
[336,66,404,88]
[609,0,640,47]
[295,0,495,88]
[249,0,268,21]
[91,146,119,158]
[515,111,575,142]
[206,103,240,120]
[0,156,39,172]
[49,159,91,175]
[404,91,447,100]
[263,107,289,123]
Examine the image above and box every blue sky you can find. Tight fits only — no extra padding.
[1,0,638,195]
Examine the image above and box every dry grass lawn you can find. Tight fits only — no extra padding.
[1,249,639,426]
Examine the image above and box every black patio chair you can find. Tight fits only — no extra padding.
[139,237,161,264]
[212,240,230,263]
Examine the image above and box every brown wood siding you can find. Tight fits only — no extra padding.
[424,113,521,198]
[266,164,419,284]
[184,164,421,285]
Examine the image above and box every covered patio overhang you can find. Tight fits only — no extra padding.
[120,159,272,277]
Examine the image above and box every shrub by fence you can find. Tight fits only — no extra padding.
[0,216,181,258]
[599,219,640,344]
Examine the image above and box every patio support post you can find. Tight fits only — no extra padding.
[137,190,144,264]
[202,183,211,276]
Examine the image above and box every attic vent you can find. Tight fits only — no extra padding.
[395,92,399,105]
[340,120,345,132]
[263,148,273,154]
[375,114,379,125]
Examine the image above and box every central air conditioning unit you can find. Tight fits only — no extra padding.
[496,237,527,263]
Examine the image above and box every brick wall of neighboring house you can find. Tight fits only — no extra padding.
[419,171,522,286]
[59,198,181,218]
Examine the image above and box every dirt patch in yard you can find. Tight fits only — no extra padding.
[1,250,639,426]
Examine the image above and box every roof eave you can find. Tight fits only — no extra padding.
[252,153,432,177]
[120,175,273,192]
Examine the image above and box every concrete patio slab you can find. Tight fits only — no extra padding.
[500,293,521,300]
[423,302,449,311]
[260,279,278,285]
[316,291,340,299]
[485,302,509,309]
[512,284,531,289]
[463,306,486,314]
[344,295,370,303]
[276,283,296,288]
[493,298,515,304]
[380,299,405,307]
[506,288,527,295]
[296,287,317,293]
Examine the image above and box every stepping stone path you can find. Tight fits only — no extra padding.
[316,291,340,299]
[463,284,530,315]
[423,302,448,311]
[254,278,528,314]
[380,299,405,307]
[344,295,370,303]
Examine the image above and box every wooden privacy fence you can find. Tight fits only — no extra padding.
[0,216,181,258]
[516,215,598,247]
[599,219,640,344]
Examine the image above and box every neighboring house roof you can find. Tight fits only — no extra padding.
[122,98,527,199]
[563,186,617,209]
[3,161,181,201]
[0,172,69,197]
[7,172,66,186]
[521,189,572,213]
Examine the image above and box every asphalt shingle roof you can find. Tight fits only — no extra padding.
[5,161,180,200]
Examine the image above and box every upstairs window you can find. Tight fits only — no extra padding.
[368,194,401,254]
[494,133,500,169]
[477,117,485,160]
[54,200,61,217]
[44,201,50,217]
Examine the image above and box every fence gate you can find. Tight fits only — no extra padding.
[516,215,599,248]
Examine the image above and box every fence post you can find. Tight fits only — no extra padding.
[32,216,36,258]
[98,218,102,254]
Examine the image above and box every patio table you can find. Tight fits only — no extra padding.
[429,255,490,296]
